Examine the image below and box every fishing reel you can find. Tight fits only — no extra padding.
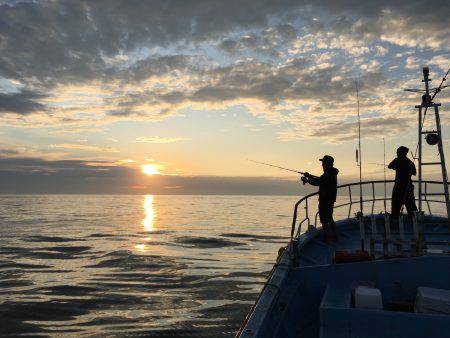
[301,176,308,185]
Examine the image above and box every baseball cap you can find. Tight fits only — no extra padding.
[319,155,334,165]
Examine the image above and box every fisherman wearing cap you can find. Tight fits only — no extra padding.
[301,155,339,242]
[388,146,418,220]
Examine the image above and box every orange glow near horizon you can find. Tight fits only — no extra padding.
[142,195,155,231]
[141,164,160,176]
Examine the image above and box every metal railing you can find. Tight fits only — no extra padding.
[290,180,449,240]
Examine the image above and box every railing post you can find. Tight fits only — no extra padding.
[398,215,405,254]
[424,182,432,215]
[418,211,425,255]
[348,186,352,219]
[359,214,365,252]
[291,202,299,241]
[384,213,390,257]
[370,215,376,258]
[371,182,375,215]
[305,198,312,230]
[412,211,420,255]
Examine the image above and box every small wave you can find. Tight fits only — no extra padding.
[43,246,91,254]
[86,233,114,238]
[77,315,141,327]
[0,247,30,254]
[5,246,92,261]
[23,235,82,243]
[177,236,245,248]
[0,280,34,288]
[0,261,51,270]
[86,252,178,270]
[221,233,286,240]
[40,285,98,296]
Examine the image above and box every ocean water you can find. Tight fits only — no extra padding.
[0,195,299,337]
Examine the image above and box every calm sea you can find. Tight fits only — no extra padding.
[0,195,300,337]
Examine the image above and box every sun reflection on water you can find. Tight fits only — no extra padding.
[142,195,156,231]
[134,243,147,251]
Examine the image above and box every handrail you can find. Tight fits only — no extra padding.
[290,180,449,241]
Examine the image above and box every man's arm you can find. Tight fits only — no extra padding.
[388,158,397,170]
[304,173,321,186]
[411,161,417,176]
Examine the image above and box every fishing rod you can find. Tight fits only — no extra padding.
[248,159,305,174]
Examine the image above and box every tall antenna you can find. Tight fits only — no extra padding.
[355,80,363,215]
[383,138,387,213]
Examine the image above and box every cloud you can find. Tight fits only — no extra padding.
[429,55,450,72]
[308,116,412,142]
[0,157,114,172]
[1,1,446,90]
[0,0,448,141]
[122,55,192,82]
[405,56,420,70]
[0,156,306,194]
[135,136,187,143]
[0,148,19,156]
[0,153,444,194]
[0,90,46,115]
[49,143,119,153]
[217,23,298,56]
[0,0,299,87]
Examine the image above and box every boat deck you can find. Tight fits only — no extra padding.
[238,215,450,338]
[296,214,450,267]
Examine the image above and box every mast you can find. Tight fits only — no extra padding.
[355,80,365,252]
[409,66,450,231]
[356,81,363,215]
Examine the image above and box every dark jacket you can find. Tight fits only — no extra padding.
[388,156,416,187]
[307,167,339,203]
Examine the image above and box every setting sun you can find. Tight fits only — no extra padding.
[142,164,160,176]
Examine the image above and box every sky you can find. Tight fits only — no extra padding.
[0,0,449,194]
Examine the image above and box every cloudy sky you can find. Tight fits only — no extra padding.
[0,0,449,194]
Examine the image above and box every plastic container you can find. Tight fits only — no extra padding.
[354,286,383,310]
[415,287,450,315]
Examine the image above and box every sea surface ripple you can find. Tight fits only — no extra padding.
[0,195,296,337]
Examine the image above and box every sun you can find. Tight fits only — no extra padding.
[141,164,160,176]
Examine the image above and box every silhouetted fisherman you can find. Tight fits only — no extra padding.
[388,146,418,220]
[301,155,339,242]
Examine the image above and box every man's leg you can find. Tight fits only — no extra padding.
[328,203,339,240]
[405,185,418,217]
[319,203,331,242]
[391,186,402,226]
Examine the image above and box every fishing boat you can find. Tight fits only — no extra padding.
[237,67,450,338]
